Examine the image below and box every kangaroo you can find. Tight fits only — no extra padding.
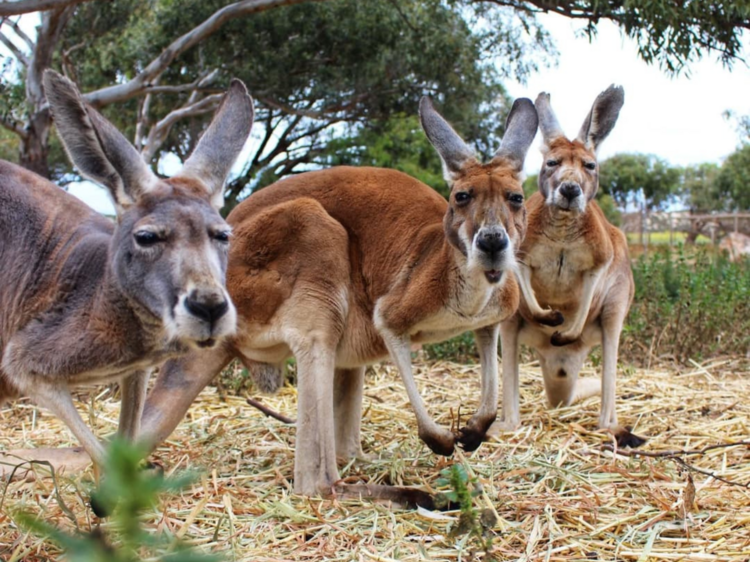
[489,85,645,448]
[0,71,254,470]
[137,96,539,497]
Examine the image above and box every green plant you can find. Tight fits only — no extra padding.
[423,332,479,363]
[624,246,750,363]
[14,440,220,562]
[435,463,498,559]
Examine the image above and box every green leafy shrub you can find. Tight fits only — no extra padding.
[624,246,750,363]
[435,463,497,559]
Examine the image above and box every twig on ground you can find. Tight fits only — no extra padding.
[245,397,296,424]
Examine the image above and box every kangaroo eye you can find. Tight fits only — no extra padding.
[508,193,524,206]
[212,231,231,243]
[546,159,560,167]
[134,231,162,247]
[454,191,472,205]
[584,161,597,171]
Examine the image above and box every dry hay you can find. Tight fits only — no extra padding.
[1,357,750,561]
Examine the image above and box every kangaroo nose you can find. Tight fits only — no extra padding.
[476,229,508,255]
[185,292,229,325]
[559,182,582,201]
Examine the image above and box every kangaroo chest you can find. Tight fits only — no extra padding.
[526,240,595,310]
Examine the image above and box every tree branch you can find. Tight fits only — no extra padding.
[0,28,29,66]
[245,397,296,424]
[0,0,96,17]
[28,6,74,108]
[9,17,33,49]
[0,113,27,138]
[140,93,224,162]
[82,0,325,109]
[601,441,750,489]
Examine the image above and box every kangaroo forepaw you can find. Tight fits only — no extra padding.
[456,414,496,452]
[551,331,577,347]
[536,310,564,327]
[456,428,485,452]
[419,429,455,457]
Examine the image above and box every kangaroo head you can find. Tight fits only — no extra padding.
[419,96,538,284]
[535,85,624,214]
[44,70,255,348]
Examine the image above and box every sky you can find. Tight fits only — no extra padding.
[505,14,750,174]
[6,10,750,215]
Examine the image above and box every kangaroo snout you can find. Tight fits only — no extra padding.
[559,182,582,201]
[476,227,508,256]
[185,290,230,325]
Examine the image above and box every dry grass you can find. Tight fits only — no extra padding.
[2,357,750,561]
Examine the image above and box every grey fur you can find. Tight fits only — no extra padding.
[178,79,255,209]
[576,85,624,152]
[419,96,477,179]
[535,92,565,143]
[0,74,255,470]
[494,98,539,171]
[43,70,156,211]
[248,362,284,394]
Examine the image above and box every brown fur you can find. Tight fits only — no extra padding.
[141,97,540,496]
[491,86,645,448]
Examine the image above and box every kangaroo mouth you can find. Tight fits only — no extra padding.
[197,338,217,349]
[484,269,503,284]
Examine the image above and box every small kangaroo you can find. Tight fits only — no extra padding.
[0,71,254,469]
[137,96,539,497]
[489,86,645,448]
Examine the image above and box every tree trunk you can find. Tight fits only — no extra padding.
[19,112,52,179]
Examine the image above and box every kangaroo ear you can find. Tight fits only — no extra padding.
[577,85,624,153]
[419,96,477,181]
[535,92,566,147]
[44,69,158,213]
[493,98,538,172]
[176,79,255,210]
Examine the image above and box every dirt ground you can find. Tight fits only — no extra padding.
[1,357,749,561]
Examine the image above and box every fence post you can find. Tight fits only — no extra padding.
[669,213,674,246]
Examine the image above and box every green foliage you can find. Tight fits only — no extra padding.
[624,247,750,362]
[435,463,497,558]
[596,192,622,226]
[682,162,723,212]
[599,153,682,212]
[542,0,750,73]
[15,440,219,562]
[319,114,447,196]
[56,0,536,207]
[715,144,750,211]
[522,173,538,199]
[423,332,478,363]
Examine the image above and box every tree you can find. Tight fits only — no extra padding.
[0,0,324,177]
[1,0,748,204]
[715,144,750,211]
[318,114,448,196]
[599,153,682,212]
[682,162,722,212]
[1,0,539,209]
[477,0,750,74]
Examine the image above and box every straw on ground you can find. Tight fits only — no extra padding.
[1,357,749,561]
